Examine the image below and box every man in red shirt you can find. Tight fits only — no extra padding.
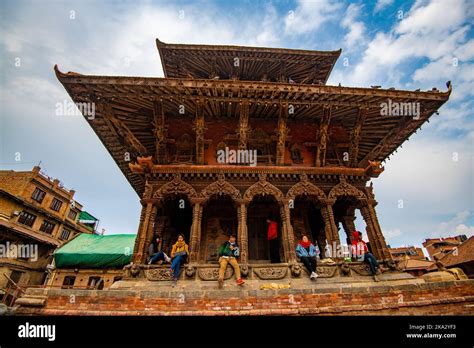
[266,218,280,263]
[351,230,380,281]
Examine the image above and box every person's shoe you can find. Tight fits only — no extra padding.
[373,275,380,282]
[148,260,152,265]
[171,279,177,287]
[310,272,319,280]
[218,278,224,289]
[236,278,245,286]
[165,256,171,263]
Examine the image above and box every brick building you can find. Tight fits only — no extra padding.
[389,246,426,262]
[422,235,467,261]
[0,166,98,303]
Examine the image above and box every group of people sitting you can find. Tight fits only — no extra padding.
[148,225,382,288]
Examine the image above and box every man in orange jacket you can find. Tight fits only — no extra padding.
[266,217,280,263]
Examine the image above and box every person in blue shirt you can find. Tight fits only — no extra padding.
[295,234,320,280]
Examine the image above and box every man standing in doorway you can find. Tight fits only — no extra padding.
[267,217,280,263]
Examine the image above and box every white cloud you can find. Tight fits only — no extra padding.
[374,0,394,13]
[284,0,342,35]
[433,211,474,238]
[384,228,402,239]
[335,0,472,87]
[341,4,366,50]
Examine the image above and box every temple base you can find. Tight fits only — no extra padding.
[15,277,474,316]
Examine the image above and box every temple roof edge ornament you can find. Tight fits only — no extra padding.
[365,161,384,177]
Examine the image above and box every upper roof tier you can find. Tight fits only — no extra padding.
[156,39,341,84]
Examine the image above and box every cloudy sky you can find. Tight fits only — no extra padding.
[1,0,472,253]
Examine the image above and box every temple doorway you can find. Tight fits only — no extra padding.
[290,197,327,257]
[199,195,237,263]
[159,194,193,255]
[247,195,282,263]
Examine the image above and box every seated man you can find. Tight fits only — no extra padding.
[148,236,171,265]
[351,230,380,281]
[295,234,319,280]
[218,234,245,289]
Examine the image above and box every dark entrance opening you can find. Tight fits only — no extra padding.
[160,194,193,255]
[200,195,237,263]
[247,195,281,263]
[291,197,326,257]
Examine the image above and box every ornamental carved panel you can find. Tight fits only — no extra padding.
[300,265,337,278]
[315,266,337,278]
[198,267,234,281]
[153,173,197,199]
[286,175,326,202]
[328,180,367,202]
[243,174,284,201]
[200,173,241,202]
[350,263,372,276]
[144,268,173,281]
[253,267,288,280]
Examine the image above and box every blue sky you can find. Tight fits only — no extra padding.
[0,0,473,253]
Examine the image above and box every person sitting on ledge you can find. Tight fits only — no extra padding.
[218,234,245,288]
[295,234,319,280]
[351,230,380,282]
[170,234,189,287]
[148,236,171,265]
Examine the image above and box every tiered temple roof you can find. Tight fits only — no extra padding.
[54,40,451,196]
[156,39,341,84]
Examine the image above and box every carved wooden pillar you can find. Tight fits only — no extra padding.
[359,203,391,260]
[238,101,250,150]
[368,204,391,260]
[341,207,357,245]
[132,202,155,264]
[359,205,382,260]
[279,199,297,263]
[194,99,206,164]
[189,198,204,263]
[236,199,249,265]
[320,200,341,258]
[275,103,288,165]
[315,106,331,167]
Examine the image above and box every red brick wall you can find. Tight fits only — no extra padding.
[18,280,474,316]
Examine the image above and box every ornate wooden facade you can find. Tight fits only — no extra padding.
[55,40,450,280]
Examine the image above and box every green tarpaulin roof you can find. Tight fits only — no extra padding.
[54,233,136,268]
[78,211,98,223]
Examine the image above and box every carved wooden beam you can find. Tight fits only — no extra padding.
[153,99,167,164]
[238,100,250,150]
[315,106,331,167]
[100,104,147,155]
[193,99,206,164]
[348,107,367,167]
[275,103,289,165]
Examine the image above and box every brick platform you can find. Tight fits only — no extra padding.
[15,277,474,316]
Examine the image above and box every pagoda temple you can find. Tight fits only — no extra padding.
[53,39,451,282]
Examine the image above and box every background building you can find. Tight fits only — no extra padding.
[427,236,474,278]
[389,246,426,262]
[423,235,467,261]
[0,166,98,304]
